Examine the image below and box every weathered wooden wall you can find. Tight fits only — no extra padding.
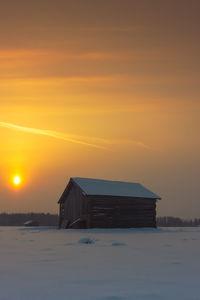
[88,196,157,228]
[59,181,89,228]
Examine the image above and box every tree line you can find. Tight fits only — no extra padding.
[0,213,200,227]
[0,213,58,226]
[157,216,200,227]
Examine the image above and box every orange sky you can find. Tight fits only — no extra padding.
[0,0,200,217]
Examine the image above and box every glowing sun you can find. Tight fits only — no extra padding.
[13,175,21,185]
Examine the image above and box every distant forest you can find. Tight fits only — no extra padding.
[157,216,200,227]
[0,213,200,227]
[0,213,58,226]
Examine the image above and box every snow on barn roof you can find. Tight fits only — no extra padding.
[72,177,161,199]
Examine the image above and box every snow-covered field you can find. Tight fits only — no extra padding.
[0,227,200,300]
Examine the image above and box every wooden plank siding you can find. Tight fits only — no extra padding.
[89,196,157,228]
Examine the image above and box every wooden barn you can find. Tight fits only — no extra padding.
[58,177,161,229]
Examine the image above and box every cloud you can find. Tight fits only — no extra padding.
[0,47,171,68]
[79,26,138,32]
[109,138,157,152]
[0,122,107,149]
[0,122,154,151]
[35,25,139,33]
[0,49,127,63]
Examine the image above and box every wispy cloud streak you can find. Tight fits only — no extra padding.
[0,122,154,151]
[0,122,106,149]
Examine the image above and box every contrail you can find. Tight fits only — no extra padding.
[0,121,154,151]
[0,122,106,149]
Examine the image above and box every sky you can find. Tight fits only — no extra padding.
[0,0,200,218]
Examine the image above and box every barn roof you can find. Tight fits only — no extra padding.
[72,177,161,199]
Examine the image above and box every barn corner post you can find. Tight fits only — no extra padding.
[154,199,158,228]
[58,197,66,229]
[58,202,62,228]
[86,197,92,228]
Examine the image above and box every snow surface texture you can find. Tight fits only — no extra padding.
[0,227,200,300]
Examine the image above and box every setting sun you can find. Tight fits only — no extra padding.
[13,175,21,185]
